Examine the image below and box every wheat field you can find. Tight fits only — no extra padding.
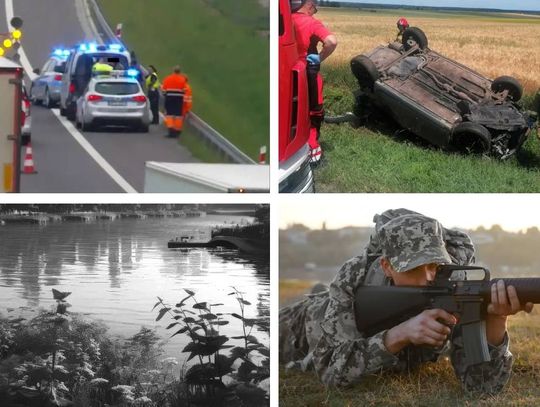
[319,8,540,93]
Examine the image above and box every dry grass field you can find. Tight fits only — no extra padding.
[279,279,540,405]
[319,8,540,93]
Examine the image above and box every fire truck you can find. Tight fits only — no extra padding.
[279,0,315,193]
[0,57,23,193]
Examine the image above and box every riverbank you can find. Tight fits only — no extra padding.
[1,287,270,406]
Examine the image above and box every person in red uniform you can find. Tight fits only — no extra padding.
[396,17,409,42]
[290,0,337,164]
[161,66,188,137]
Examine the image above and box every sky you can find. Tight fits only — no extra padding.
[279,194,540,232]
[344,0,540,12]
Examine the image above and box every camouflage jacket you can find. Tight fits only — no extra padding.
[280,214,513,394]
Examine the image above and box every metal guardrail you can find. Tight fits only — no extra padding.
[86,0,255,164]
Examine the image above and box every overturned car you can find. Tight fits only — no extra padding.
[350,27,535,159]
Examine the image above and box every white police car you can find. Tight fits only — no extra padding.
[75,70,150,132]
[30,49,69,108]
[60,43,131,121]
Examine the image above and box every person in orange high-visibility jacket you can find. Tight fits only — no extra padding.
[161,65,188,137]
[182,78,193,116]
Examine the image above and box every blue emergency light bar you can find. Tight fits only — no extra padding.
[78,43,124,53]
[52,49,70,58]
[126,69,139,77]
[108,44,124,51]
[78,43,98,52]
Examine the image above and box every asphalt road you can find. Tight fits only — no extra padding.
[1,0,197,193]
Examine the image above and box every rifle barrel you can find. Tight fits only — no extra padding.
[487,278,540,304]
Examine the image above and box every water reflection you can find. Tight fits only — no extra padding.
[0,216,270,355]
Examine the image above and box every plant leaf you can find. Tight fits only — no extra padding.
[200,313,218,320]
[184,317,196,324]
[231,313,243,320]
[210,303,224,306]
[214,320,229,326]
[170,326,189,338]
[240,299,252,305]
[165,322,179,330]
[152,301,161,311]
[184,289,195,296]
[193,302,207,310]
[176,294,192,307]
[156,307,170,322]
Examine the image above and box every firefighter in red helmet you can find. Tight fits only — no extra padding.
[396,17,410,41]
[290,0,338,165]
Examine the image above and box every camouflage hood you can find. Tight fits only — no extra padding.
[376,211,453,273]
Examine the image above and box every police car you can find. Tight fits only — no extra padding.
[30,49,69,108]
[75,69,150,132]
[60,43,131,121]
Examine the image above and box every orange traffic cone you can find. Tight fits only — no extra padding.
[22,143,37,174]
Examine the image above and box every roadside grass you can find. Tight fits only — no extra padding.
[279,281,540,406]
[97,0,269,161]
[312,9,540,192]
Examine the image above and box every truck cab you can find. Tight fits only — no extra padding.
[279,0,314,193]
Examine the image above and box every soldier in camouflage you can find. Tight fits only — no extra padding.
[280,208,534,394]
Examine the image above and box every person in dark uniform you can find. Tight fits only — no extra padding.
[145,65,161,125]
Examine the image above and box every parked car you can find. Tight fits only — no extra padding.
[350,27,534,159]
[30,50,68,108]
[75,70,150,132]
[60,43,131,121]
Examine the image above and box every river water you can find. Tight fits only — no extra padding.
[0,215,270,359]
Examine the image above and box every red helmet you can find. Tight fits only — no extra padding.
[397,17,409,30]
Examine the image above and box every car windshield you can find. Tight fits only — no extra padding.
[95,82,140,95]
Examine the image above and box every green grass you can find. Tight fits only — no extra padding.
[280,282,540,406]
[97,0,269,161]
[314,64,540,192]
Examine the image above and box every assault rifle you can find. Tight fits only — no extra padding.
[354,265,540,368]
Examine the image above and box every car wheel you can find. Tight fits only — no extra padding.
[491,76,523,102]
[139,123,149,133]
[44,88,53,108]
[350,55,379,91]
[81,120,93,132]
[67,105,77,121]
[452,122,491,155]
[60,106,67,116]
[402,27,429,51]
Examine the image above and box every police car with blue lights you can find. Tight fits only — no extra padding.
[30,49,69,108]
[75,69,151,132]
[60,43,132,121]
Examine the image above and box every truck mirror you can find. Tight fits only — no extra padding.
[33,68,40,75]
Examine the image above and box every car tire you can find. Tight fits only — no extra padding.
[81,120,93,132]
[491,76,523,102]
[66,105,77,121]
[350,55,379,91]
[139,123,149,133]
[452,122,491,155]
[43,88,53,108]
[29,85,40,105]
[402,27,429,51]
[60,106,67,116]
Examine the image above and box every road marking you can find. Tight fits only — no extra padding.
[5,0,138,193]
[75,0,100,42]
[51,109,138,193]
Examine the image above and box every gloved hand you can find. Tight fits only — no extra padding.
[307,54,320,65]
